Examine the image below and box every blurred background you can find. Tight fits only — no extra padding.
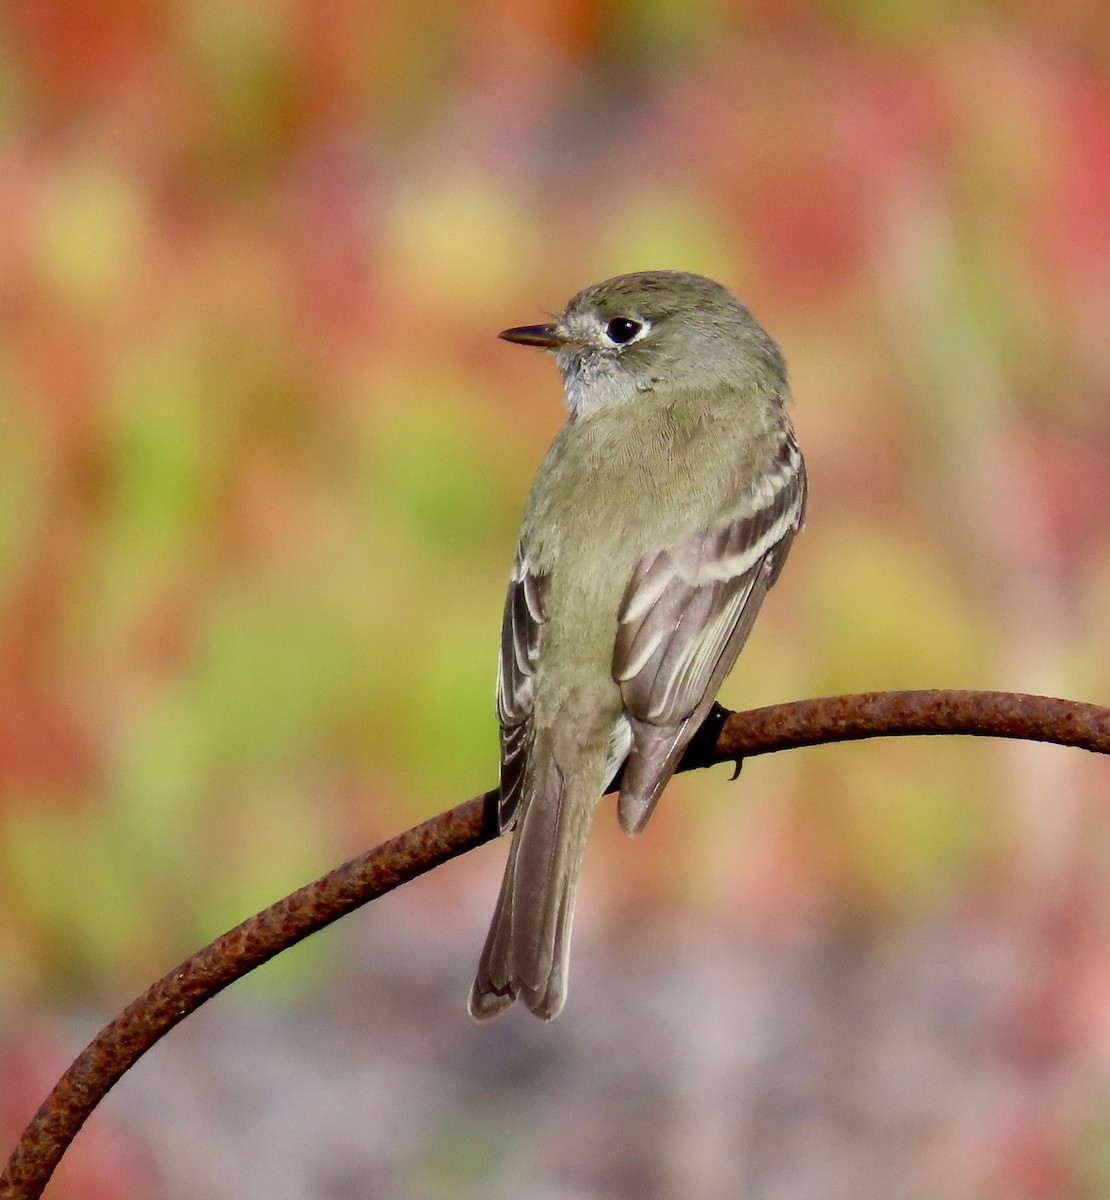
[0,2,1106,1198]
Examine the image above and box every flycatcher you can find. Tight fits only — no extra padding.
[470,271,806,1020]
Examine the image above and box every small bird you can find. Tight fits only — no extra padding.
[469,271,806,1020]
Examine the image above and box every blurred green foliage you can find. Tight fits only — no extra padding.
[0,6,1104,1191]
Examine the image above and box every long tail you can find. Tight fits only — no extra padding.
[469,739,605,1020]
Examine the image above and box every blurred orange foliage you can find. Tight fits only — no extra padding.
[0,2,1105,1197]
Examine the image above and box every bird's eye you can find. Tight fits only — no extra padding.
[605,317,642,345]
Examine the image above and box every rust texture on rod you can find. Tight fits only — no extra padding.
[699,689,1110,765]
[3,689,1107,1199]
[0,794,495,1200]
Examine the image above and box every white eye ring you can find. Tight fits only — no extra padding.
[603,316,650,346]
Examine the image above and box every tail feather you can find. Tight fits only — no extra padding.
[468,852,518,1019]
[469,739,603,1020]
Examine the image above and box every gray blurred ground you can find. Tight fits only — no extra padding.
[110,887,1104,1200]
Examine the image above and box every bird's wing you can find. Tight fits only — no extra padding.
[496,544,548,831]
[613,433,806,834]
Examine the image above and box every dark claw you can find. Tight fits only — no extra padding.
[677,701,732,774]
[728,758,744,782]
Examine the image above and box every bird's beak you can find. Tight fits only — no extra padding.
[498,323,565,350]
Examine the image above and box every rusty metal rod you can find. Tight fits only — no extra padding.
[3,689,1107,1199]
